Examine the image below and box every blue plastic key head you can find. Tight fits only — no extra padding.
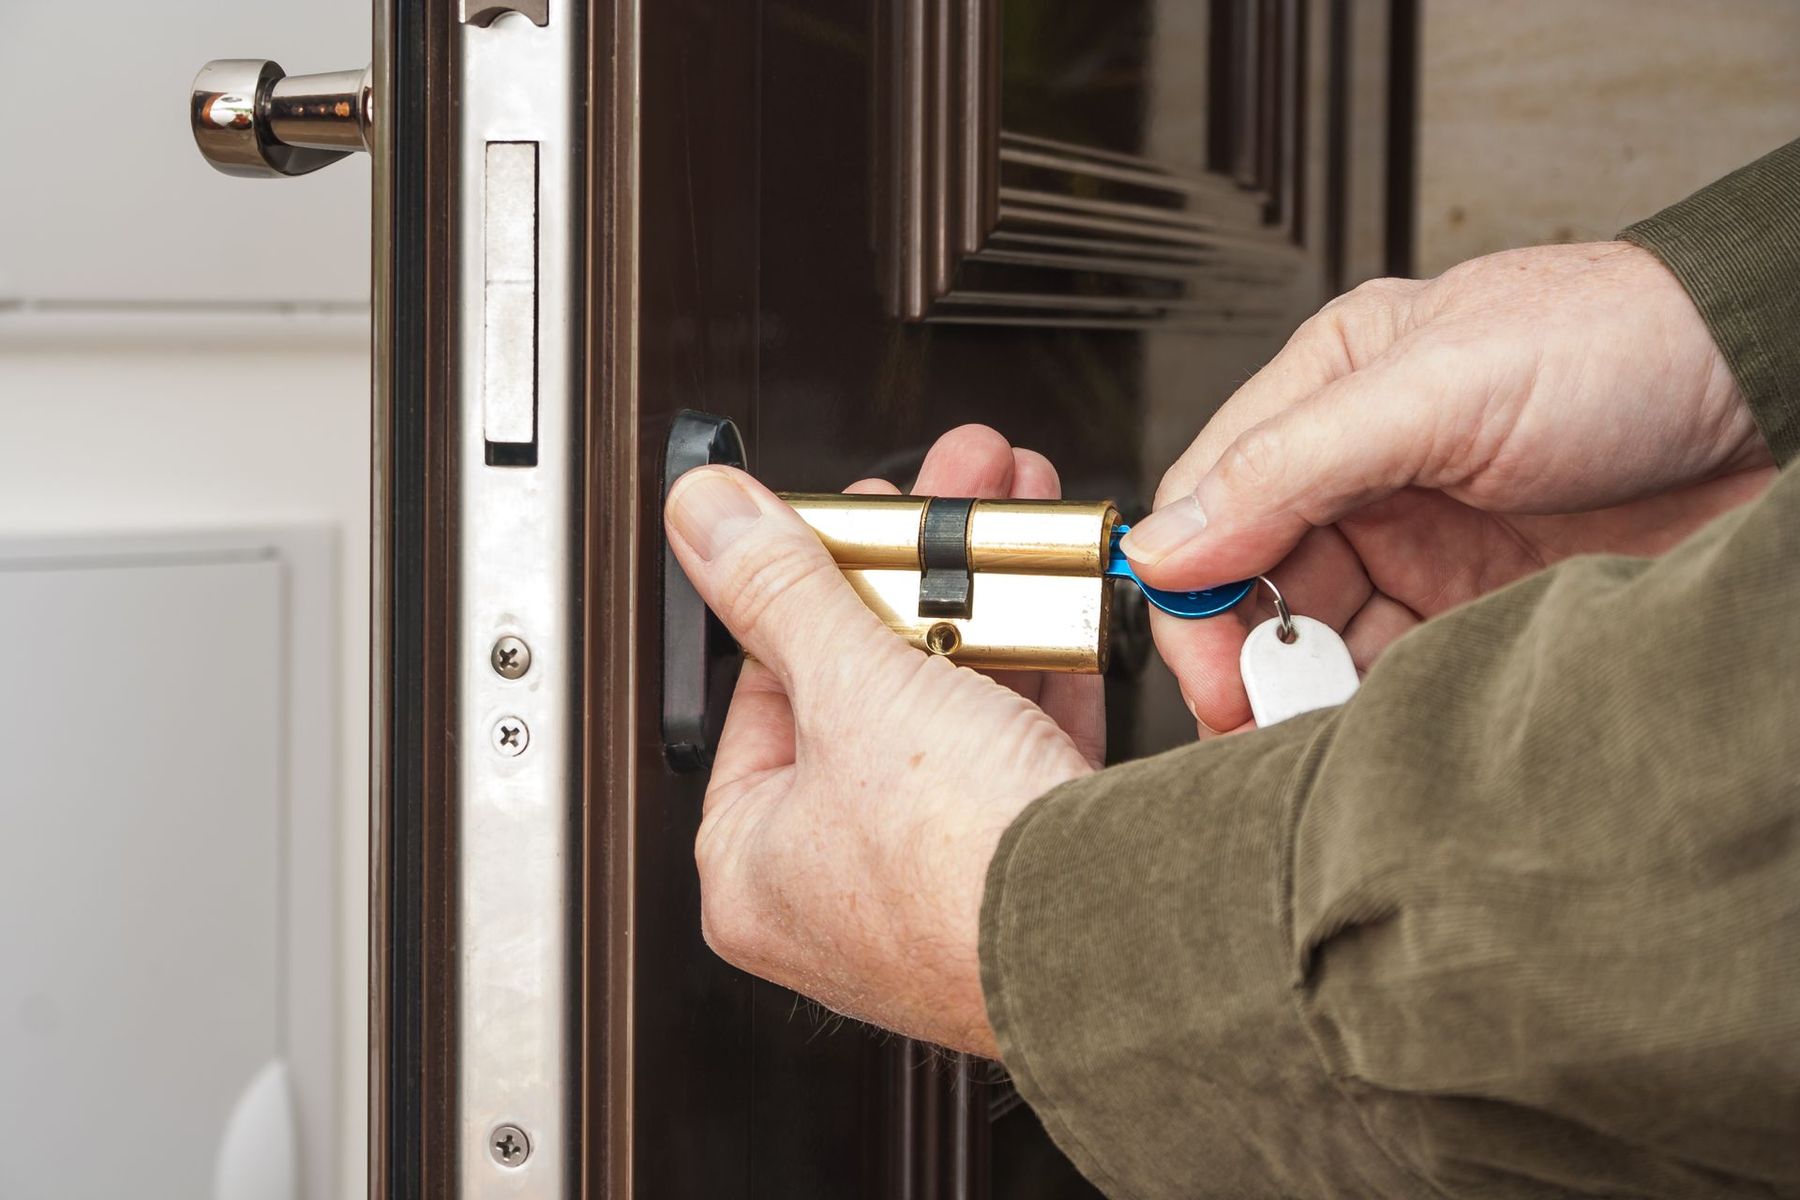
[1105,526,1256,619]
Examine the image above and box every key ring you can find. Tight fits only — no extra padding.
[1258,575,1297,644]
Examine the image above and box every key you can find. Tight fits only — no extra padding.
[1104,524,1255,617]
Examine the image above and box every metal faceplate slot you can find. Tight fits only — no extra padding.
[781,494,1118,673]
[483,141,539,466]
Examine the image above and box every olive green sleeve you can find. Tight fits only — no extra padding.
[981,466,1800,1199]
[1622,138,1800,465]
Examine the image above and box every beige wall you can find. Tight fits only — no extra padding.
[1416,0,1800,275]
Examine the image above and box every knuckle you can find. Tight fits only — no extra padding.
[1292,309,1358,373]
[1218,424,1285,491]
[1329,277,1421,322]
[1155,429,1233,506]
[1289,308,1337,352]
[1152,474,1193,510]
[1316,277,1420,363]
[1346,275,1415,305]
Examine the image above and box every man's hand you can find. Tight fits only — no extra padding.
[664,426,1094,1056]
[1121,241,1776,733]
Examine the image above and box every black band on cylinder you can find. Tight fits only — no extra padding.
[918,497,976,618]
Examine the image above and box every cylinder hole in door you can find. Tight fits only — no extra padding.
[925,622,961,656]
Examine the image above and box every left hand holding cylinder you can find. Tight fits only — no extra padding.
[663,427,1094,1056]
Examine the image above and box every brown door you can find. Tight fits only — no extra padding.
[366,0,1414,1196]
[601,2,1413,1196]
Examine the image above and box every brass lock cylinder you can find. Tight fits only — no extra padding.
[781,494,1114,573]
[779,493,1121,672]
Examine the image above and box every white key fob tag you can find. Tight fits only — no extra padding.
[1239,615,1360,727]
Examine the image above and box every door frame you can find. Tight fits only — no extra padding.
[368,0,460,1194]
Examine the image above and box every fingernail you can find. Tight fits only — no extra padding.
[669,469,762,562]
[1120,496,1208,566]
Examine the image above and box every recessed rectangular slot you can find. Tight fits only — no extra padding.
[483,140,539,467]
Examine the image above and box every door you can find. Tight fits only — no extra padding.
[190,1,1412,1195]
[620,5,1411,1196]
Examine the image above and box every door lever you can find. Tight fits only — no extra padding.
[663,412,751,772]
[190,59,371,178]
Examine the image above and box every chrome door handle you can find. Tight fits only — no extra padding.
[190,59,371,178]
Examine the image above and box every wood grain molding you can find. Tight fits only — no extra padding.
[890,0,1313,330]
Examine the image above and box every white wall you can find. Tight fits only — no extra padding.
[0,0,371,305]
[0,326,371,1200]
[1,1,372,1194]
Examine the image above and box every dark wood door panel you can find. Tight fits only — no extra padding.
[609,1,1411,1195]
[889,0,1312,329]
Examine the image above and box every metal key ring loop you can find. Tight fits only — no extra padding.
[1258,576,1297,644]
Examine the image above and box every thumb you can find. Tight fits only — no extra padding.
[665,466,906,697]
[1122,366,1430,588]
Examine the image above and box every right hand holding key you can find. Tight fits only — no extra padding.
[1120,241,1778,735]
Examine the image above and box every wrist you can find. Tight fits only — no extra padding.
[943,767,1090,1058]
[1618,240,1771,474]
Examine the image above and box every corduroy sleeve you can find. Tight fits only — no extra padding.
[1623,138,1800,465]
[982,465,1800,1198]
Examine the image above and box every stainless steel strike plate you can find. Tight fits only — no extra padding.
[780,493,1255,673]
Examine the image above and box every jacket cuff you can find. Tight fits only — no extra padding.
[979,717,1424,1199]
[1621,138,1800,466]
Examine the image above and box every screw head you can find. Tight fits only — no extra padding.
[490,1123,531,1168]
[492,716,530,756]
[491,635,532,679]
